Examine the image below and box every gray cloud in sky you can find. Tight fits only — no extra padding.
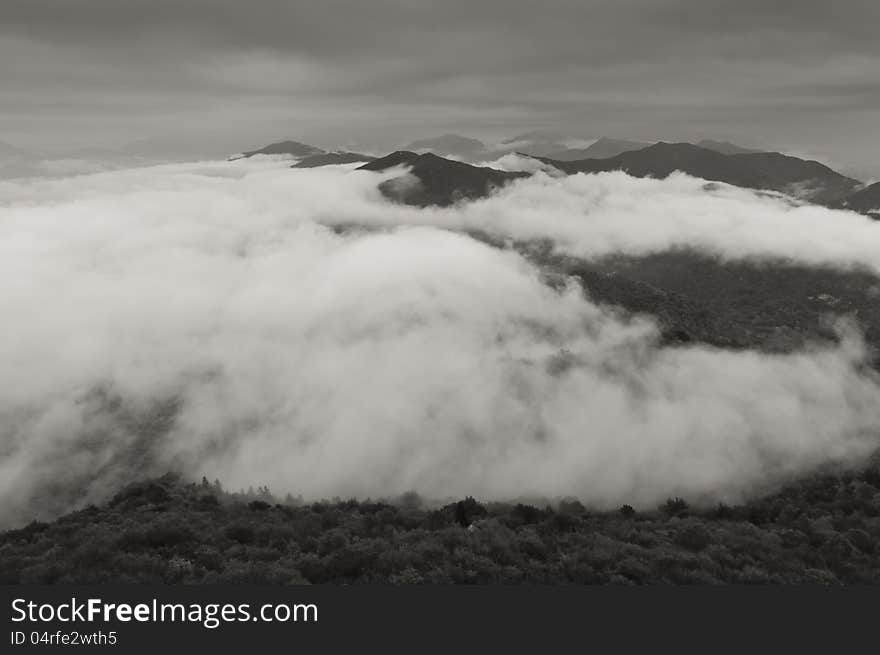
[0,1,878,176]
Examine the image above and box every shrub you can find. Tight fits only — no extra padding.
[316,529,348,556]
[712,503,734,520]
[110,482,171,507]
[120,523,194,550]
[224,524,256,544]
[558,500,586,515]
[398,491,423,511]
[512,504,545,525]
[662,497,689,516]
[451,497,487,527]
[675,524,712,551]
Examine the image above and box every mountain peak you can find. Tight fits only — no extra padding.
[358,151,527,206]
[232,140,325,160]
[358,151,423,170]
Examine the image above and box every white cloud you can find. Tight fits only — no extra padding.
[0,158,878,525]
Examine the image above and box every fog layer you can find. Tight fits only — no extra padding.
[1,158,878,525]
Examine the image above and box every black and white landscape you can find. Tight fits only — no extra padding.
[1,1,879,585]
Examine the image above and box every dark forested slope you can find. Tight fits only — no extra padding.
[2,466,879,584]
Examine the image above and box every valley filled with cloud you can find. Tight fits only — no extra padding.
[1,156,878,528]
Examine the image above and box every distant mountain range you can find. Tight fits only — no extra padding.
[227,134,773,167]
[233,134,875,217]
[391,134,762,163]
[229,134,767,167]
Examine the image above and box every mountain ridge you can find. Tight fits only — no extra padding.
[231,140,325,160]
[534,142,861,204]
[292,151,375,168]
[358,151,528,206]
[836,181,880,219]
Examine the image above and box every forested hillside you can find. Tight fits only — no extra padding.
[3,464,879,585]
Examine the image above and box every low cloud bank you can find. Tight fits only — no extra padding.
[1,158,879,526]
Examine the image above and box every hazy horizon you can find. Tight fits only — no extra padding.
[1,0,878,179]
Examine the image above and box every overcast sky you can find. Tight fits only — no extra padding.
[1,0,877,177]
